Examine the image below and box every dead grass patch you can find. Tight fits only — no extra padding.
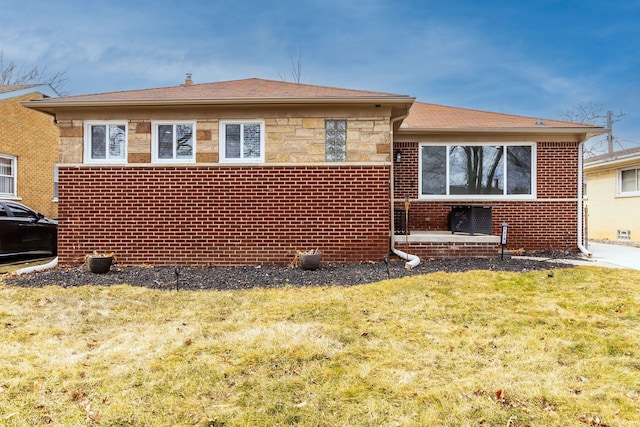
[0,267,639,426]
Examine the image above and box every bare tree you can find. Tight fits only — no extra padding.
[278,48,303,84]
[0,51,67,93]
[560,101,625,156]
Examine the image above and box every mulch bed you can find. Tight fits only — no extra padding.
[3,254,578,291]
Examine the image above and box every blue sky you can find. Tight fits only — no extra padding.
[2,0,639,151]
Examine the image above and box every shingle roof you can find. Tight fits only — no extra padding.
[585,146,640,164]
[36,78,411,103]
[20,78,606,139]
[400,101,601,130]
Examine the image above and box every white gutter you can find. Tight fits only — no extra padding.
[15,257,59,275]
[390,111,421,269]
[577,142,591,258]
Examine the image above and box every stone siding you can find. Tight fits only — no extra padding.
[56,111,392,165]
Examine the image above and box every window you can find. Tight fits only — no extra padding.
[326,120,346,161]
[219,121,265,163]
[0,155,16,197]
[419,143,535,199]
[53,166,59,201]
[619,168,640,195]
[84,122,127,163]
[5,202,33,217]
[153,122,195,163]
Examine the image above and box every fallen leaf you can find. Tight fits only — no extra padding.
[578,414,610,426]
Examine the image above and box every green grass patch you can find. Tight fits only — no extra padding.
[0,266,639,426]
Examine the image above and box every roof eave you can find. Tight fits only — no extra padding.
[585,153,640,170]
[398,126,607,139]
[22,96,415,112]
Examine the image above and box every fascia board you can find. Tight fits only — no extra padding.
[1,84,59,101]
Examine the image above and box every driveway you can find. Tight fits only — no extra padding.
[586,241,640,270]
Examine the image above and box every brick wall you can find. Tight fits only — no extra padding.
[57,165,391,266]
[0,93,59,217]
[405,242,499,258]
[393,141,582,253]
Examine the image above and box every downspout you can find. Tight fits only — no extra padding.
[389,111,421,269]
[577,141,592,257]
[16,257,59,275]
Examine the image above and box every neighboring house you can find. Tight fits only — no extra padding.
[584,147,640,244]
[23,78,605,266]
[1,84,59,218]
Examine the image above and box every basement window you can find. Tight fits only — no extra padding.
[617,230,631,240]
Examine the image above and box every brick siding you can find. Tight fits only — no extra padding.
[57,165,391,266]
[403,242,499,258]
[393,141,581,253]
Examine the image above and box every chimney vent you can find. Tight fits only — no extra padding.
[185,73,193,85]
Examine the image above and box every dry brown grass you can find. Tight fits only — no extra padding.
[0,266,639,426]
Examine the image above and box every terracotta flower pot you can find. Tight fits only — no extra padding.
[86,256,113,274]
[299,252,322,270]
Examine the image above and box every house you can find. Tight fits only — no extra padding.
[23,78,605,266]
[1,84,59,218]
[584,147,640,244]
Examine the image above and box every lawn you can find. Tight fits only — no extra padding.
[0,266,639,426]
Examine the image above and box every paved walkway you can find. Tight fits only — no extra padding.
[585,242,640,270]
[515,241,640,270]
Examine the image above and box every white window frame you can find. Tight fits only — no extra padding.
[418,142,537,200]
[219,120,265,163]
[0,154,17,198]
[151,121,197,164]
[53,165,59,202]
[618,167,640,196]
[84,121,128,164]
